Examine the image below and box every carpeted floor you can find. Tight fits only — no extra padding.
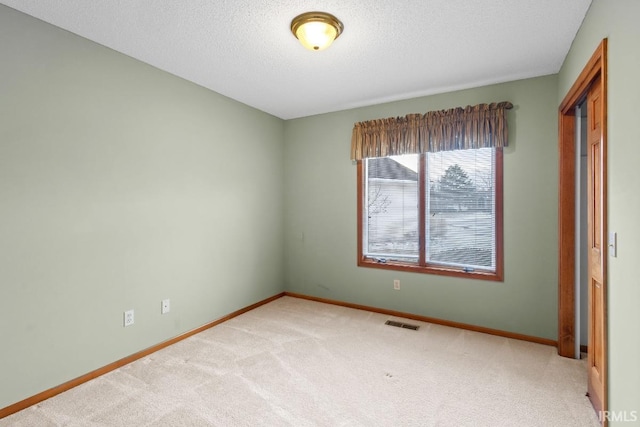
[1,296,600,426]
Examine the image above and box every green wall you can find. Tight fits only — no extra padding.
[4,0,636,419]
[284,75,560,340]
[0,6,284,409]
[558,0,640,422]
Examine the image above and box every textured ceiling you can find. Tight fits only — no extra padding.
[1,0,592,119]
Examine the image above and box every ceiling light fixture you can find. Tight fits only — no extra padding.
[290,11,344,51]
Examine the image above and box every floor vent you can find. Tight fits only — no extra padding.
[385,320,419,330]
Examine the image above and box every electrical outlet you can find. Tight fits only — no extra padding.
[161,299,170,314]
[124,309,134,327]
[393,279,400,290]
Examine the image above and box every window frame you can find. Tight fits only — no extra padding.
[356,148,504,282]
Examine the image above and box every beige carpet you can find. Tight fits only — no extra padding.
[2,296,600,426]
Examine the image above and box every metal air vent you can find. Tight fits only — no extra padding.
[385,320,419,330]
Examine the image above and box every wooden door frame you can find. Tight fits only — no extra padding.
[557,38,607,414]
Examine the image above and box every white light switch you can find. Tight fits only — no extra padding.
[608,231,617,257]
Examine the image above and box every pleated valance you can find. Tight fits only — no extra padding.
[350,102,513,160]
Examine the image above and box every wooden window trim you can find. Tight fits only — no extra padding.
[356,149,504,282]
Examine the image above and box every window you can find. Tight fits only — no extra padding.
[351,101,511,281]
[358,147,503,281]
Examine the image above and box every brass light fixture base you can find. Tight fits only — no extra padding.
[290,11,344,51]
